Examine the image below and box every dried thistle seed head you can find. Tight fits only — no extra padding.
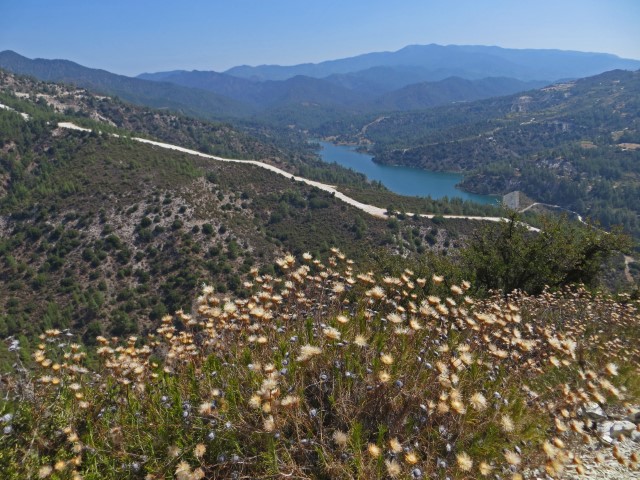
[38,466,53,479]
[451,399,466,414]
[367,286,385,299]
[191,468,205,480]
[263,416,275,432]
[385,459,402,478]
[504,450,521,466]
[332,430,348,447]
[193,443,206,458]
[543,441,558,459]
[353,335,368,347]
[323,327,341,340]
[555,417,568,432]
[470,392,488,411]
[367,443,381,458]
[389,437,402,453]
[500,414,515,433]
[456,452,473,472]
[479,462,494,476]
[605,362,618,376]
[249,395,262,409]
[296,344,322,362]
[404,451,419,465]
[380,354,394,365]
[280,395,300,408]
[175,460,191,478]
[409,318,422,330]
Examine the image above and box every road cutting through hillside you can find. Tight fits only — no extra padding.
[56,121,540,231]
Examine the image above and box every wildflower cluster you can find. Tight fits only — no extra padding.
[0,251,638,479]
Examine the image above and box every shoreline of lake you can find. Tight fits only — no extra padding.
[315,141,499,205]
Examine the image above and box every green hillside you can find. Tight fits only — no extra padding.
[318,70,640,240]
[1,76,488,367]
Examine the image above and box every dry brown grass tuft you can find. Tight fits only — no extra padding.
[0,251,638,479]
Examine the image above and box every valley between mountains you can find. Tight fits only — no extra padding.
[0,42,638,479]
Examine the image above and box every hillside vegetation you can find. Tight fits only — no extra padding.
[0,69,510,220]
[0,51,251,120]
[3,56,639,244]
[1,70,635,357]
[319,70,640,241]
[4,74,508,369]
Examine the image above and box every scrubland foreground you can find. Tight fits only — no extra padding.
[0,251,639,479]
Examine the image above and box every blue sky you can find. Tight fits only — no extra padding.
[1,0,639,76]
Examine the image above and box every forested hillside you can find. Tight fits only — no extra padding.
[1,74,487,367]
[318,70,640,240]
[0,69,511,217]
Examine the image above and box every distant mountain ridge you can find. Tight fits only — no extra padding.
[372,76,549,111]
[134,43,639,117]
[0,50,252,120]
[223,44,640,82]
[138,70,370,109]
[1,50,552,119]
[2,44,640,125]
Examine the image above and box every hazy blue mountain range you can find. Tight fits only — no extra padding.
[137,67,547,112]
[0,50,548,118]
[138,70,371,109]
[372,76,548,111]
[2,44,639,123]
[223,44,640,82]
[0,50,251,120]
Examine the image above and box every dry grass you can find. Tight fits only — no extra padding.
[0,250,638,479]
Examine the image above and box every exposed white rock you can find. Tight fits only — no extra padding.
[596,421,615,445]
[610,420,637,438]
[582,402,606,421]
[596,419,638,444]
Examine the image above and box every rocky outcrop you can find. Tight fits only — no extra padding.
[562,404,640,479]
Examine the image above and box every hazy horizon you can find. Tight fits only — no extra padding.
[1,0,639,76]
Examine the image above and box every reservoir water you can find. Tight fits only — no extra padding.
[317,141,498,205]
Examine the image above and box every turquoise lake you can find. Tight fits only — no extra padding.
[317,141,498,205]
